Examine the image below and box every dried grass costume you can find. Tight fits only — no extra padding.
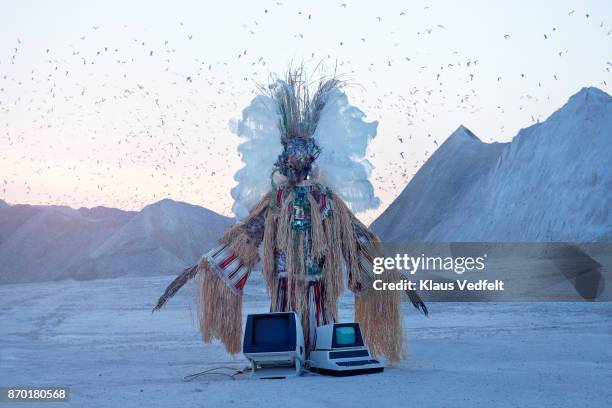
[153,69,426,363]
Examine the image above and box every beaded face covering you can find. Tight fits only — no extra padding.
[274,137,320,186]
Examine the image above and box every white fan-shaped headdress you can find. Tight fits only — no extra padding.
[229,72,380,220]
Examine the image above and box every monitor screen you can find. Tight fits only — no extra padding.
[253,315,290,346]
[331,323,364,348]
[243,312,298,353]
[335,326,356,346]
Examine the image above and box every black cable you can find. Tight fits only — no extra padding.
[183,365,252,382]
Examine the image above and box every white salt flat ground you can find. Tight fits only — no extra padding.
[1,274,611,408]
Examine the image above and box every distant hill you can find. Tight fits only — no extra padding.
[371,87,612,242]
[0,199,232,284]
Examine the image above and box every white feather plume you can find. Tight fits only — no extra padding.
[313,89,381,213]
[229,85,380,219]
[229,95,283,220]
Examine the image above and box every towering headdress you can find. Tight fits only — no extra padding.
[229,67,381,219]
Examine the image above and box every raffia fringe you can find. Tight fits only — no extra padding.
[262,210,277,293]
[322,214,343,319]
[288,279,309,347]
[276,192,294,251]
[227,232,260,268]
[245,193,271,224]
[219,223,243,246]
[295,232,305,277]
[352,215,384,254]
[196,257,243,354]
[355,266,405,364]
[307,192,327,258]
[270,276,280,311]
[285,231,306,308]
[330,193,361,291]
[299,291,310,349]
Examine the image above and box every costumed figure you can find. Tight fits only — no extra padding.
[153,68,427,363]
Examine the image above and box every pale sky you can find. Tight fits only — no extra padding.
[1,0,610,222]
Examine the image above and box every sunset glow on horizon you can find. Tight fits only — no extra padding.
[2,0,610,222]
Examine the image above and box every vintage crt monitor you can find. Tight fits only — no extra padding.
[309,322,384,376]
[242,312,304,379]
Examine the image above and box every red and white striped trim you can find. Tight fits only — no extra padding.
[204,244,251,294]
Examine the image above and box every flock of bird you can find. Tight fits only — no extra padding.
[0,2,610,222]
